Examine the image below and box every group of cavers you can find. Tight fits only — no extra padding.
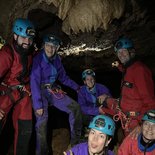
[0,18,155,155]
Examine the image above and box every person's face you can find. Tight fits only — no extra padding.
[117,48,130,64]
[44,43,58,58]
[14,34,33,49]
[84,75,95,89]
[88,129,111,155]
[142,121,155,142]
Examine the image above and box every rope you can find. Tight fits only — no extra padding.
[113,110,131,131]
[48,88,66,99]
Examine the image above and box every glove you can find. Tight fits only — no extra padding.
[112,61,119,67]
[0,109,5,120]
[100,97,119,116]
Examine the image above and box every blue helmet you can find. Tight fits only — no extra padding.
[89,115,115,136]
[43,34,62,46]
[82,69,95,80]
[142,110,155,123]
[114,37,134,53]
[13,18,35,38]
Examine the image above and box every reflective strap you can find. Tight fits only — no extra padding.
[10,85,24,90]
[10,85,31,96]
[0,91,6,96]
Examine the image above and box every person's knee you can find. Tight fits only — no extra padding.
[36,119,47,135]
[67,100,81,110]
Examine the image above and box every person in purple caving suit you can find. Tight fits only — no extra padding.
[78,69,111,126]
[30,34,82,155]
[64,114,116,155]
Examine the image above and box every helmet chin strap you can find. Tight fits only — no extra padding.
[142,134,154,143]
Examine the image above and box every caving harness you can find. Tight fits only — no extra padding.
[0,82,31,103]
[113,108,131,131]
[41,83,66,99]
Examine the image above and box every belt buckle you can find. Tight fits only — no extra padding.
[129,111,136,117]
[45,84,51,89]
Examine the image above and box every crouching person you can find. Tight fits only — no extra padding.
[118,109,155,155]
[64,115,116,155]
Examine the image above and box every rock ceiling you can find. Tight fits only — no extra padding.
[0,0,155,73]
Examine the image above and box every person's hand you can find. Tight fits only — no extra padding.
[0,109,5,120]
[35,108,44,116]
[99,105,105,114]
[97,94,109,105]
[63,150,73,155]
[129,125,141,139]
[112,61,119,67]
[76,86,82,93]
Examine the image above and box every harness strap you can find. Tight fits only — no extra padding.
[41,83,66,99]
[0,84,31,104]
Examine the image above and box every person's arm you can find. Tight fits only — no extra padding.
[78,90,99,115]
[57,56,80,91]
[134,64,155,121]
[118,136,132,155]
[63,143,87,155]
[97,83,112,105]
[0,46,13,119]
[30,56,43,111]
[0,46,13,79]
[63,150,74,155]
[128,64,154,139]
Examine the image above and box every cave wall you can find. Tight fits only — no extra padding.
[0,0,155,74]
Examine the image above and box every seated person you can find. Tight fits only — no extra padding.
[78,69,111,125]
[118,109,155,155]
[64,114,116,155]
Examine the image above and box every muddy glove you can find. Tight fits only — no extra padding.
[35,108,44,116]
[100,98,119,116]
[96,94,110,107]
[63,150,74,155]
[112,61,119,67]
[0,109,5,120]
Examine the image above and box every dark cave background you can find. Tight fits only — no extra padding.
[0,0,155,154]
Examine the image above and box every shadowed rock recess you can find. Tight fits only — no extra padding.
[0,0,155,154]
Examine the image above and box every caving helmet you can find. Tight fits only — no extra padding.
[142,110,155,123]
[43,34,62,47]
[82,69,95,80]
[114,37,134,53]
[13,18,35,38]
[89,115,115,136]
